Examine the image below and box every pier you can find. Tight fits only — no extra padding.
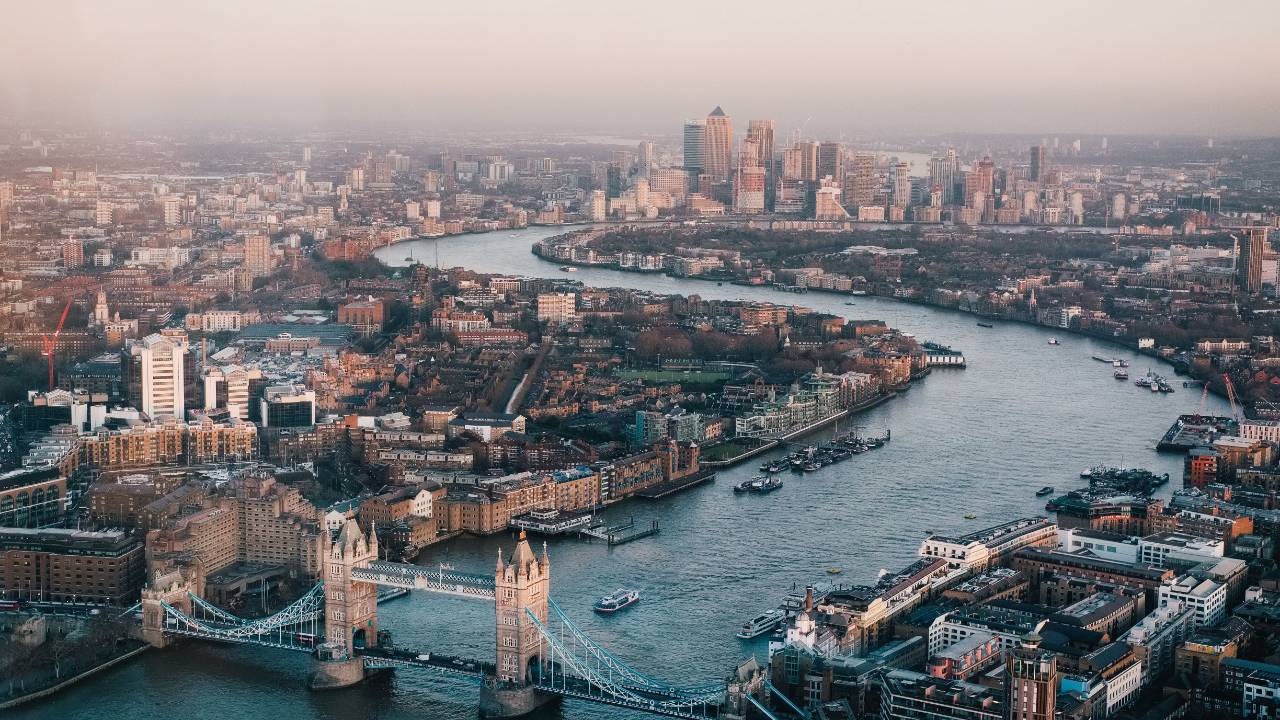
[579,517,661,545]
[635,470,716,499]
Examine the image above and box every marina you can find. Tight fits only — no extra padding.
[507,508,594,536]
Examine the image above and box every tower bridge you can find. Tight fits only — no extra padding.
[137,519,763,719]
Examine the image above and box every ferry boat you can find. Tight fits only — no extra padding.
[736,609,786,639]
[1035,486,1055,497]
[559,265,577,272]
[1047,338,1061,345]
[593,589,640,614]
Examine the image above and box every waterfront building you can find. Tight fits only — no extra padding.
[1138,531,1224,570]
[817,558,951,656]
[1057,527,1139,564]
[920,518,1058,576]
[0,527,145,604]
[734,372,843,440]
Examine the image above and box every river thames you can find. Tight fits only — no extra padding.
[17,226,1231,720]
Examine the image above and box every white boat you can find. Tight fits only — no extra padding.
[736,609,786,639]
[594,588,640,613]
[1047,338,1060,345]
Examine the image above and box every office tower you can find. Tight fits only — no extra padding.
[1239,227,1268,295]
[348,166,365,191]
[1030,145,1047,182]
[797,141,820,182]
[302,146,312,163]
[734,166,765,213]
[703,106,733,183]
[0,180,13,207]
[244,234,272,277]
[203,365,250,420]
[588,190,606,221]
[844,153,876,209]
[683,119,706,184]
[637,141,655,175]
[293,169,307,190]
[740,139,761,169]
[929,150,957,205]
[817,142,844,183]
[746,120,775,209]
[890,161,911,207]
[781,147,803,181]
[1006,634,1058,720]
[135,333,187,419]
[650,169,689,205]
[966,159,994,207]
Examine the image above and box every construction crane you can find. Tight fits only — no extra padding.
[1193,382,1210,419]
[1222,372,1243,425]
[40,299,73,391]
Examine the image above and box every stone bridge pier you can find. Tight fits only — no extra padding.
[139,569,196,648]
[311,518,379,690]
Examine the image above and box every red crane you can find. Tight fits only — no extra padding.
[41,299,73,390]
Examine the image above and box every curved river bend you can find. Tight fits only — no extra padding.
[16,226,1230,720]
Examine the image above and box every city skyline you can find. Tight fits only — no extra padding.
[2,0,1279,137]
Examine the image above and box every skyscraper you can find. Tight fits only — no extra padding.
[244,234,273,278]
[1030,145,1047,182]
[683,119,706,185]
[817,142,844,183]
[1239,227,1269,295]
[890,161,912,207]
[637,141,656,175]
[703,106,733,183]
[1006,633,1058,720]
[844,153,877,209]
[797,141,820,182]
[929,150,958,204]
[746,120,776,210]
[734,165,765,214]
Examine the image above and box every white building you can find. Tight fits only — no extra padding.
[1158,574,1227,628]
[1058,527,1139,565]
[1139,532,1224,570]
[134,333,187,419]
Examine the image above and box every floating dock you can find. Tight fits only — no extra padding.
[579,517,660,545]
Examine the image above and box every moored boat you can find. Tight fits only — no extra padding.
[736,609,786,639]
[1035,486,1055,497]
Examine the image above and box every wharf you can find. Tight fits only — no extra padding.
[1156,414,1237,453]
[579,517,660,545]
[634,470,716,499]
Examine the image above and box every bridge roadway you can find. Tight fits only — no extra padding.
[351,560,496,600]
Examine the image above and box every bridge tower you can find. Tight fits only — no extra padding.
[480,530,556,718]
[311,518,378,689]
[139,568,196,647]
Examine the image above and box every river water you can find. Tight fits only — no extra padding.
[15,226,1230,720]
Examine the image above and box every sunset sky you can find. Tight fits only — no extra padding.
[2,0,1277,137]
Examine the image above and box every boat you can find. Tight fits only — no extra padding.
[735,477,783,494]
[593,589,640,614]
[976,322,994,328]
[1114,369,1129,380]
[559,265,577,272]
[844,302,857,306]
[1047,338,1060,345]
[1035,486,1055,497]
[736,609,786,639]
[964,513,977,519]
[826,567,843,575]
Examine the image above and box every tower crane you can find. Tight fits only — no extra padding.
[1222,372,1243,425]
[40,299,73,391]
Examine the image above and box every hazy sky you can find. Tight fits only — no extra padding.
[2,0,1278,138]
